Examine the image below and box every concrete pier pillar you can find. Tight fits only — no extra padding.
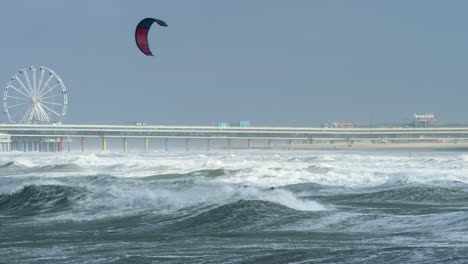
[60,137,64,152]
[165,138,169,152]
[207,138,211,151]
[248,139,252,149]
[123,138,128,153]
[81,137,86,152]
[145,138,149,153]
[185,138,189,152]
[268,139,272,148]
[227,138,232,151]
[102,137,107,152]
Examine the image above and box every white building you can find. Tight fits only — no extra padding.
[0,133,11,152]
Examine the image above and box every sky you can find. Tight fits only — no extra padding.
[0,0,467,126]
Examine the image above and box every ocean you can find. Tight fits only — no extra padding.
[0,150,467,263]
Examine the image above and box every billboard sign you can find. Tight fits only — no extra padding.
[413,113,436,121]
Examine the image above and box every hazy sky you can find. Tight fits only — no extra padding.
[1,0,467,126]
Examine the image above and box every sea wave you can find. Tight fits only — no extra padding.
[0,184,82,215]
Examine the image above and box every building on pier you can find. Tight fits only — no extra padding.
[0,133,12,152]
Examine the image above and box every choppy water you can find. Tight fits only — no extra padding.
[1,150,468,263]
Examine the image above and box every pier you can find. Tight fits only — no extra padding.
[1,124,468,152]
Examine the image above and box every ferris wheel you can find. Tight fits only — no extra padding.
[3,66,67,124]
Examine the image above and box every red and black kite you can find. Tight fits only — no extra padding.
[135,18,168,56]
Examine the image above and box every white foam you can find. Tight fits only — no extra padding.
[2,151,468,201]
[74,180,325,215]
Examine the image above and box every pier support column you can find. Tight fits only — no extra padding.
[248,139,252,149]
[81,137,86,152]
[102,137,107,152]
[268,139,272,148]
[227,138,232,151]
[145,138,149,153]
[207,138,211,151]
[185,138,189,152]
[123,138,128,153]
[60,137,64,152]
[165,138,169,152]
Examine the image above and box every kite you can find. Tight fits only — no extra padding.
[135,18,168,56]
